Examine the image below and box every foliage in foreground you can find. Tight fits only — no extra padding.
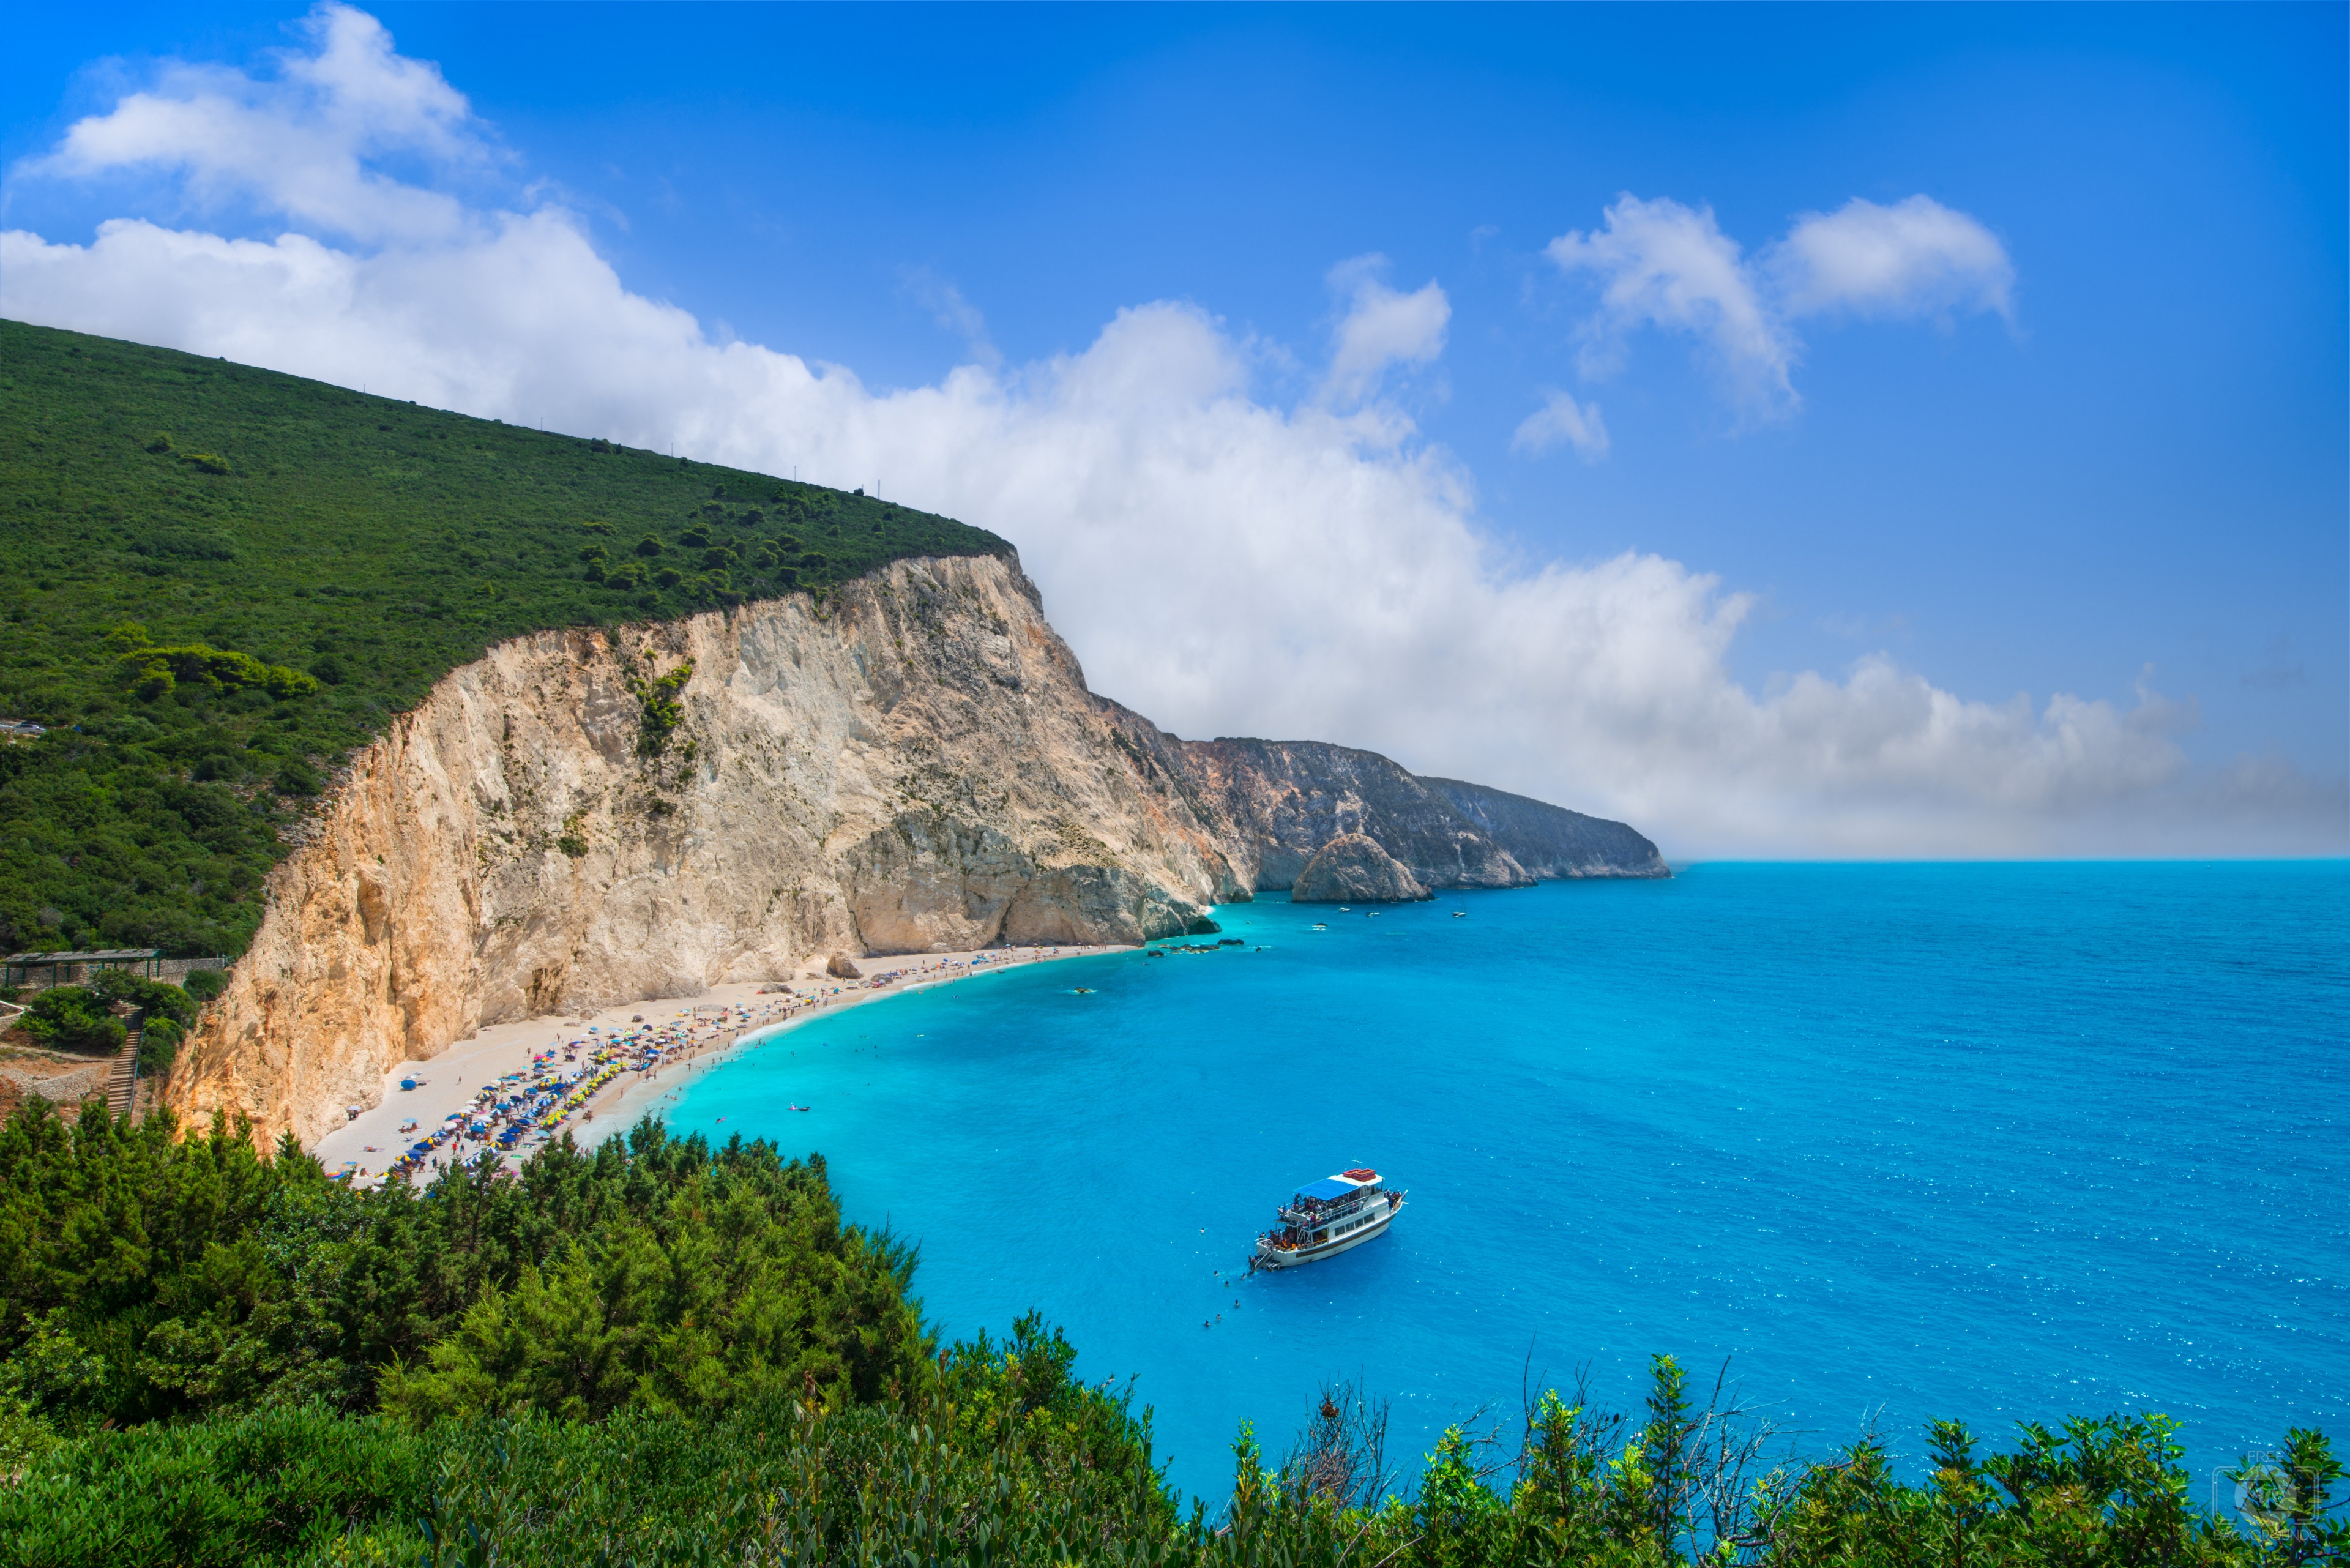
[0,1101,928,1433]
[0,1099,2337,1566]
[0,1350,2338,1568]
[0,319,1007,957]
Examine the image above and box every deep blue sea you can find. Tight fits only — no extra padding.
[666,863,2348,1506]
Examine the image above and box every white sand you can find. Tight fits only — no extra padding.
[310,944,1122,1182]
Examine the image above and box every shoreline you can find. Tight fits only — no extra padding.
[309,943,1125,1182]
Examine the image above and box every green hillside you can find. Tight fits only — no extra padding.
[0,319,1007,960]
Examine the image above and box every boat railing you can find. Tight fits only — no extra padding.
[1276,1192,1382,1227]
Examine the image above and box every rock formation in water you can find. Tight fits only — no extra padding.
[166,551,1667,1148]
[1291,834,1434,904]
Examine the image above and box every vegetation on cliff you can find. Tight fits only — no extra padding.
[0,1099,2338,1566]
[0,319,1008,958]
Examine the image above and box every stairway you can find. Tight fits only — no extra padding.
[104,1018,141,1121]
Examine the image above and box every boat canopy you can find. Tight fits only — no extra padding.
[1297,1176,1363,1201]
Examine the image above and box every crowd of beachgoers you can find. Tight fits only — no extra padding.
[327,945,1103,1185]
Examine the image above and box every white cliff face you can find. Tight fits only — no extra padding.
[169,554,1238,1149]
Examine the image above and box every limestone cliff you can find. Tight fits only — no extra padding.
[1291,834,1434,904]
[1095,709,1665,890]
[1419,778,1669,880]
[168,554,1240,1148]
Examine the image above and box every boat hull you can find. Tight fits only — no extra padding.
[1254,1200,1401,1269]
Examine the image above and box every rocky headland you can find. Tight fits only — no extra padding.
[1097,711,1669,891]
[165,553,1663,1146]
[1290,833,1434,904]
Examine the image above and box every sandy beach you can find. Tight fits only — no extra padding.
[310,943,1122,1182]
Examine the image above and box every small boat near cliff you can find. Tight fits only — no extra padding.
[1250,1168,1404,1271]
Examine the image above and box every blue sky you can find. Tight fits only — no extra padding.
[4,4,2343,854]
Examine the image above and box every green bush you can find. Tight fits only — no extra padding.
[136,1017,181,1076]
[272,759,324,796]
[18,988,124,1054]
[179,968,229,1003]
[87,970,195,1026]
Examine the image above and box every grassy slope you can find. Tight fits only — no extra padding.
[0,319,1008,958]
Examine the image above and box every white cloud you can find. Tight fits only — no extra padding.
[1536,190,2016,426]
[1544,195,1796,418]
[26,2,489,245]
[1321,253,1449,406]
[1511,389,1610,462]
[1767,195,2014,321]
[4,7,2337,857]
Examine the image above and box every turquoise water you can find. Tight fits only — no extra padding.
[670,863,2348,1503]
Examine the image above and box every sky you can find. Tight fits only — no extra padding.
[3,2,2343,857]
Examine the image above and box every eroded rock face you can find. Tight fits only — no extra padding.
[1291,834,1434,903]
[1094,716,1529,892]
[1096,706,1666,890]
[1419,778,1668,879]
[168,554,1241,1148]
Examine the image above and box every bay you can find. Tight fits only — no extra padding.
[666,862,2349,1504]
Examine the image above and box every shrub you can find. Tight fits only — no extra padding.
[630,660,693,755]
[20,987,125,1054]
[272,760,323,796]
[632,534,663,558]
[86,971,195,1026]
[136,1018,181,1076]
[652,567,683,590]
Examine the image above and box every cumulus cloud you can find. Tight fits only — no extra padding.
[1545,195,1795,418]
[27,2,490,245]
[1511,389,1610,462]
[1321,253,1449,406]
[1535,190,2015,425]
[1767,195,2015,321]
[6,6,2334,856]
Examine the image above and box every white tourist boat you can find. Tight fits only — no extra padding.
[1251,1168,1404,1270]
